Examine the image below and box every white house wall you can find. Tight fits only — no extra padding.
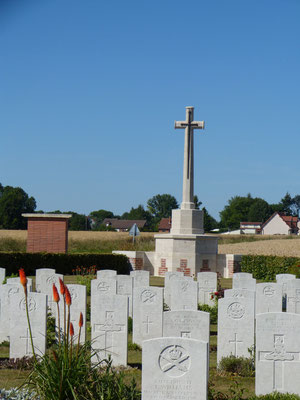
[262,213,289,235]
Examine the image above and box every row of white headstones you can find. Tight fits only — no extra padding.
[1,268,300,398]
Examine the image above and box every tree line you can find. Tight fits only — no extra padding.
[0,183,298,232]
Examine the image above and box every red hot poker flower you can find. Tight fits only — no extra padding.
[19,268,27,288]
[79,312,83,327]
[65,286,72,306]
[59,278,65,296]
[52,284,60,303]
[70,322,74,337]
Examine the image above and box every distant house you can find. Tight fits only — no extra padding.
[240,222,262,234]
[103,218,146,232]
[261,212,299,235]
[158,217,172,233]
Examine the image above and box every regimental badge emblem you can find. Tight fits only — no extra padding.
[141,289,156,303]
[159,345,191,377]
[263,286,275,297]
[227,302,245,319]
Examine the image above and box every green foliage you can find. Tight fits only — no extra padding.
[147,193,178,229]
[0,252,131,276]
[128,342,141,351]
[198,302,218,324]
[241,255,300,280]
[247,198,273,223]
[46,311,56,349]
[249,394,300,400]
[121,204,152,228]
[3,272,18,284]
[128,317,133,334]
[219,194,255,230]
[218,355,255,377]
[209,379,247,400]
[68,212,89,231]
[0,185,36,229]
[73,266,97,296]
[89,209,114,229]
[203,207,218,232]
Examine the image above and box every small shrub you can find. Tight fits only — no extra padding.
[198,302,218,324]
[46,311,56,348]
[128,342,141,351]
[128,316,133,334]
[218,355,255,377]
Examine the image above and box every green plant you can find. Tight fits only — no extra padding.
[73,265,96,296]
[198,302,218,324]
[3,272,18,284]
[46,311,56,348]
[128,342,141,351]
[218,355,255,377]
[128,316,133,334]
[208,379,247,400]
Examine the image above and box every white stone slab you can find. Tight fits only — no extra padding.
[132,286,163,346]
[217,296,255,363]
[56,284,86,343]
[142,337,208,400]
[9,292,47,359]
[0,284,23,341]
[35,268,56,292]
[164,271,184,308]
[256,313,300,396]
[170,279,198,311]
[256,283,282,314]
[286,279,300,314]
[6,277,33,292]
[116,275,133,317]
[130,270,149,287]
[91,276,117,297]
[0,268,5,284]
[232,272,256,291]
[163,310,210,343]
[197,271,217,306]
[224,288,255,300]
[96,269,117,279]
[91,294,128,366]
[36,272,63,315]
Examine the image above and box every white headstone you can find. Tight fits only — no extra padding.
[217,296,255,363]
[197,271,217,306]
[224,288,255,301]
[0,284,23,341]
[164,271,184,308]
[276,273,296,294]
[142,337,208,400]
[91,276,117,297]
[91,294,128,366]
[36,268,56,292]
[56,284,86,343]
[0,268,5,284]
[116,275,133,317]
[36,272,63,315]
[130,270,149,287]
[286,279,300,314]
[96,269,117,279]
[132,286,163,346]
[170,279,198,311]
[256,283,282,314]
[9,292,47,359]
[6,277,33,292]
[163,310,210,343]
[256,312,300,396]
[232,272,256,291]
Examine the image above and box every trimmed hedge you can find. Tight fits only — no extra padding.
[241,255,300,281]
[0,252,131,276]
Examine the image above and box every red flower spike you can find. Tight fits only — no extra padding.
[59,278,65,295]
[19,268,27,288]
[65,286,72,306]
[70,322,74,337]
[52,284,60,303]
[79,312,83,327]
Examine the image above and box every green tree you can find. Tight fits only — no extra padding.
[67,212,89,231]
[203,207,218,232]
[278,192,293,214]
[247,198,273,223]
[89,209,114,229]
[219,194,254,230]
[193,195,202,210]
[291,195,300,217]
[147,194,178,229]
[121,204,152,228]
[0,185,36,229]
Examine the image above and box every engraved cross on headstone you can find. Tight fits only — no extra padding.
[20,328,36,355]
[229,333,243,356]
[94,311,125,357]
[259,334,300,391]
[175,106,205,210]
[142,315,153,334]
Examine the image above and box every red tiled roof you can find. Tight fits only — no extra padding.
[261,212,299,230]
[103,219,146,229]
[158,218,171,230]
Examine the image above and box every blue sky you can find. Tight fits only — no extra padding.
[1,0,299,220]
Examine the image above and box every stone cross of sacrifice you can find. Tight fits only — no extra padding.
[175,106,205,210]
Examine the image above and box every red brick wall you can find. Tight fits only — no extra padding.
[27,218,68,253]
[177,259,191,276]
[228,260,241,277]
[129,257,144,270]
[200,259,211,272]
[159,258,168,276]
